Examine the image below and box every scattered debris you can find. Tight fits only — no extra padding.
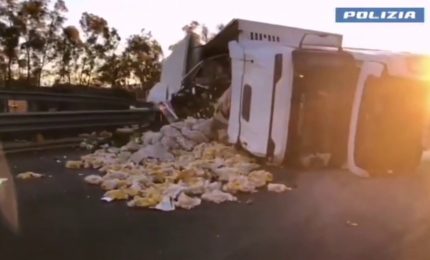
[79,130,113,151]
[244,199,253,205]
[0,178,8,186]
[346,220,359,227]
[84,175,103,185]
[248,170,273,188]
[101,179,125,191]
[130,143,174,163]
[175,193,201,210]
[16,171,44,180]
[267,183,291,193]
[65,160,82,169]
[101,197,114,202]
[201,189,237,204]
[155,196,176,211]
[127,188,163,208]
[67,117,288,211]
[223,175,257,194]
[102,189,129,201]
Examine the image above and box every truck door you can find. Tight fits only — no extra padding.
[227,42,285,158]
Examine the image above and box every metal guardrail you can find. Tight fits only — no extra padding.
[0,89,142,106]
[3,137,84,154]
[0,109,158,133]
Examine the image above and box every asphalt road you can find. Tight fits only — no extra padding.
[1,148,430,260]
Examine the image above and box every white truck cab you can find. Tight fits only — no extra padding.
[228,41,429,174]
[148,18,429,175]
[227,39,359,166]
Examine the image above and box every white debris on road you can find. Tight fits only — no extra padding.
[102,189,129,201]
[84,175,103,185]
[201,189,237,204]
[175,193,201,210]
[16,171,44,180]
[67,117,289,211]
[346,220,359,227]
[267,183,292,193]
[0,178,8,186]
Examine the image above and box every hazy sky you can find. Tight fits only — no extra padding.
[65,0,430,55]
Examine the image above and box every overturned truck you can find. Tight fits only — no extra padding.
[148,18,430,177]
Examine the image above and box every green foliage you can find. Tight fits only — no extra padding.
[0,0,164,98]
[123,30,162,92]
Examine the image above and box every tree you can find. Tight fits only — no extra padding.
[97,53,130,87]
[55,25,82,84]
[78,12,120,86]
[0,0,25,86]
[0,0,167,91]
[18,0,50,84]
[37,0,67,86]
[0,0,67,86]
[123,29,162,96]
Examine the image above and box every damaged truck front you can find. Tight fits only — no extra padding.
[148,18,430,176]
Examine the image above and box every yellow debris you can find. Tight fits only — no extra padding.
[127,187,163,208]
[223,175,257,194]
[248,170,273,188]
[70,118,287,211]
[65,160,82,169]
[183,177,206,195]
[123,186,141,197]
[103,170,129,180]
[100,179,121,191]
[103,189,129,201]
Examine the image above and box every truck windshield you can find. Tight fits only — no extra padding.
[286,50,360,166]
[355,75,429,172]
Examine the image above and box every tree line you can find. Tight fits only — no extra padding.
[0,0,163,94]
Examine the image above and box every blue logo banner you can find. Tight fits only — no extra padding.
[336,8,425,23]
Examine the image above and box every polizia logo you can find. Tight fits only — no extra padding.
[336,8,425,23]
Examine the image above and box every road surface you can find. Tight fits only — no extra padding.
[1,148,430,260]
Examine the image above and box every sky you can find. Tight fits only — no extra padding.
[64,0,430,56]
